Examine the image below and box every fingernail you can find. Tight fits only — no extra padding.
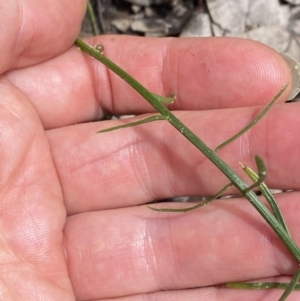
[280,53,300,100]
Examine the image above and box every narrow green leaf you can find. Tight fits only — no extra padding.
[240,157,290,236]
[97,115,167,133]
[147,183,232,212]
[223,281,300,290]
[87,1,99,36]
[215,85,288,152]
[223,269,300,301]
[244,155,266,191]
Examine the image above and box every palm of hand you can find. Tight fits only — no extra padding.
[0,80,72,299]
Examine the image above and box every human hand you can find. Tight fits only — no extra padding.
[2,1,299,300]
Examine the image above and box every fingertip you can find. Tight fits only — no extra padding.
[166,37,293,109]
[1,0,88,72]
[243,40,294,103]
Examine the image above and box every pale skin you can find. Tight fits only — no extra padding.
[1,0,300,300]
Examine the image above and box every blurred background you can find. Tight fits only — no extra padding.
[81,0,300,62]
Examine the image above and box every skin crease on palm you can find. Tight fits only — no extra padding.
[2,0,300,300]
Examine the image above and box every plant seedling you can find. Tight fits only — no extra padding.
[75,34,300,300]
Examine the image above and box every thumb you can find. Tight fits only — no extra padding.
[0,0,87,73]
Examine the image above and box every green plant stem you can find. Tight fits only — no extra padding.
[87,1,99,36]
[224,269,300,301]
[223,281,300,290]
[97,115,167,133]
[74,38,300,263]
[244,155,267,191]
[215,85,287,152]
[241,161,290,235]
[279,268,300,301]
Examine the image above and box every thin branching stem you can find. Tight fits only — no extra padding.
[87,1,99,36]
[75,37,300,264]
[241,160,290,235]
[75,37,300,300]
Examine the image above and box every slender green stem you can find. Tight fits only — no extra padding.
[223,281,300,290]
[97,115,167,133]
[148,183,232,212]
[244,155,267,191]
[87,1,99,36]
[75,38,300,263]
[279,268,300,301]
[224,269,300,300]
[241,161,290,235]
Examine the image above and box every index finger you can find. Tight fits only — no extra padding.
[7,36,292,129]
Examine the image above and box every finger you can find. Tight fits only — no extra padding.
[0,0,87,73]
[0,78,73,299]
[47,101,300,214]
[90,278,300,301]
[64,192,300,300]
[7,36,292,129]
